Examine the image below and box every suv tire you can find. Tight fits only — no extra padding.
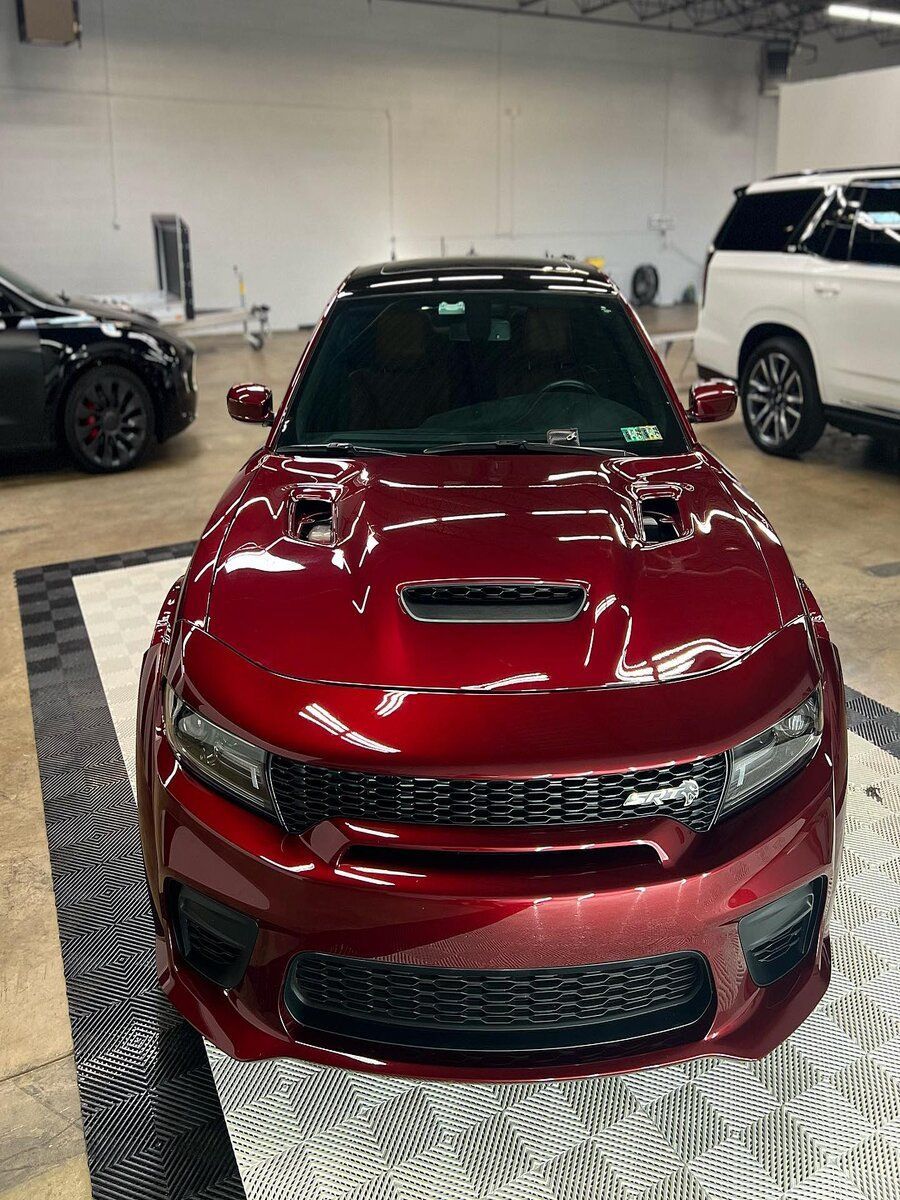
[740,336,825,457]
[63,364,155,473]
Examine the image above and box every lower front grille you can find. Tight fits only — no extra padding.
[269,755,728,835]
[754,921,807,965]
[285,951,714,1053]
[169,883,258,990]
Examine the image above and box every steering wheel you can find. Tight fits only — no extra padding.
[522,377,600,421]
[536,378,599,399]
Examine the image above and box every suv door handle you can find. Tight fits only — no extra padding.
[813,281,841,296]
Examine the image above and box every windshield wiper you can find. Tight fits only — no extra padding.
[423,440,634,457]
[279,439,636,459]
[278,442,409,457]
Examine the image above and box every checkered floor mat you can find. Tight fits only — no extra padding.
[18,547,900,1200]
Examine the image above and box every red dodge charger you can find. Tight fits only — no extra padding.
[137,258,846,1081]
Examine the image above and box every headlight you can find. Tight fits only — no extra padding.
[718,688,822,820]
[164,684,276,816]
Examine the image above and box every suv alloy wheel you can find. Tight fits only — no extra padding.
[740,336,825,457]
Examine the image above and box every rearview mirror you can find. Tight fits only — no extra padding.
[227,383,273,425]
[688,379,738,424]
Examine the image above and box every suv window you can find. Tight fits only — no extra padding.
[714,188,821,253]
[0,266,56,309]
[852,184,900,267]
[803,188,863,261]
[0,285,30,317]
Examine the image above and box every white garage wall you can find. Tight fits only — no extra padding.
[0,0,776,327]
[776,65,900,174]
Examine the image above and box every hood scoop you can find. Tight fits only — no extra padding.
[637,493,686,545]
[400,582,587,623]
[291,496,335,546]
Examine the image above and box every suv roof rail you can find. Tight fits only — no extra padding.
[763,164,900,182]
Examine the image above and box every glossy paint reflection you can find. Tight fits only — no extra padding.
[201,446,798,694]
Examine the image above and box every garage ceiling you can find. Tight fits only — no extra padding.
[389,0,900,47]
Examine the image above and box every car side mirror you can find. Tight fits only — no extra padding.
[227,383,273,425]
[688,379,738,424]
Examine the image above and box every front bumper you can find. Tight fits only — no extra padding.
[137,639,846,1082]
[157,344,197,441]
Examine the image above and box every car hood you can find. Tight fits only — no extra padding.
[68,295,161,328]
[203,449,794,693]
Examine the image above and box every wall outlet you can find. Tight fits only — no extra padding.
[649,214,675,232]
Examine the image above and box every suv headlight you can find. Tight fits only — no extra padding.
[163,684,276,816]
[718,688,822,820]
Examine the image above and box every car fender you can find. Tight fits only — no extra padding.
[41,320,184,443]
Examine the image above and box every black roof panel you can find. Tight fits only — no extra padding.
[344,256,614,294]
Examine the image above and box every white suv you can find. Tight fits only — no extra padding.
[695,167,900,456]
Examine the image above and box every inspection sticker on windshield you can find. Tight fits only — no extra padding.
[621,424,662,443]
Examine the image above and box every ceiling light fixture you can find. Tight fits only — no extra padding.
[827,3,900,26]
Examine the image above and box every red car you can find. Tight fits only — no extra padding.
[137,258,846,1081]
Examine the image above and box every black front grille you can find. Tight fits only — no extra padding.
[753,922,807,965]
[269,755,727,835]
[182,920,238,968]
[169,884,258,990]
[286,951,714,1053]
[401,582,585,622]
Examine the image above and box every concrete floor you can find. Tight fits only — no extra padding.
[0,309,897,1197]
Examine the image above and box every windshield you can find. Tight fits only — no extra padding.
[0,264,62,308]
[278,291,686,456]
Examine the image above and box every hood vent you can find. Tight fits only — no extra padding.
[292,497,334,545]
[400,582,586,623]
[639,496,684,545]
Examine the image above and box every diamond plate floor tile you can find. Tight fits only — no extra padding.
[555,1074,640,1133]
[591,1110,686,1194]
[647,1082,731,1161]
[694,1060,781,1129]
[367,1089,448,1168]
[747,1039,824,1101]
[782,1162,868,1200]
[738,1107,826,1192]
[20,546,900,1200]
[621,1062,692,1108]
[452,1110,536,1195]
[842,1134,900,1200]
[690,1136,782,1200]
[788,1008,868,1077]
[785,1081,875,1157]
[305,1113,391,1199]
[490,1169,558,1200]
[872,1035,900,1085]
[16,547,242,1200]
[417,1082,504,1139]
[499,1088,590,1163]
[541,1140,630,1200]
[390,1142,482,1200]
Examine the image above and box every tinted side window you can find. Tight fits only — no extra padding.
[715,189,821,252]
[803,189,862,261]
[0,288,20,316]
[851,185,900,268]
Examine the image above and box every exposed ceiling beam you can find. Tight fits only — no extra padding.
[379,0,894,41]
[381,0,768,36]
